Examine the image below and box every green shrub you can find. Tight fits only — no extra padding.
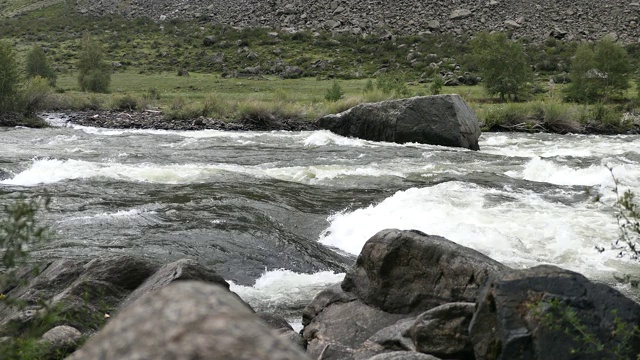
[0,40,20,112]
[25,45,56,87]
[77,34,111,93]
[19,76,51,115]
[430,75,444,95]
[363,78,375,94]
[471,32,533,101]
[112,94,139,111]
[376,73,412,97]
[324,80,344,102]
[565,38,631,103]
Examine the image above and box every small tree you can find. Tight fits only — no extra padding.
[25,45,56,87]
[77,34,110,93]
[565,38,631,103]
[0,41,20,112]
[325,80,344,102]
[471,32,533,101]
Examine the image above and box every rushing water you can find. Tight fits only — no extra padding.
[1,114,640,326]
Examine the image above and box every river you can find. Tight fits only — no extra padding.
[1,114,639,327]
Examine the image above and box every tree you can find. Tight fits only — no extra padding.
[77,34,110,93]
[0,41,20,112]
[25,45,56,87]
[471,32,533,101]
[565,38,631,103]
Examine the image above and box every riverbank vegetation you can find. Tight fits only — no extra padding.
[0,4,639,133]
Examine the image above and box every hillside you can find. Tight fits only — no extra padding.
[69,0,640,43]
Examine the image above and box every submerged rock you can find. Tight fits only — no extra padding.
[316,95,481,150]
[67,281,308,360]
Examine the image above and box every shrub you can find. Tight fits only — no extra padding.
[471,32,533,101]
[25,45,57,87]
[0,40,20,112]
[112,94,139,111]
[565,38,631,103]
[77,34,111,93]
[325,80,344,102]
[376,73,412,97]
[430,75,444,95]
[362,78,375,94]
[19,76,51,115]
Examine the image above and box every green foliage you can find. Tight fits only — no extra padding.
[0,40,20,112]
[531,298,640,359]
[376,73,412,97]
[430,75,444,95]
[324,80,344,102]
[565,38,631,103]
[19,76,51,115]
[608,167,640,260]
[362,78,374,94]
[77,34,111,93]
[0,196,49,271]
[25,45,56,87]
[471,32,533,101]
[112,94,139,111]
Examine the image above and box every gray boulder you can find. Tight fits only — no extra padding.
[281,65,303,79]
[67,281,308,360]
[302,229,507,360]
[410,302,475,359]
[368,352,442,360]
[342,229,507,314]
[316,95,481,150]
[469,265,640,360]
[118,258,229,311]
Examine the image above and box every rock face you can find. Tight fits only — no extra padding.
[67,281,309,360]
[469,265,640,360]
[75,0,640,43]
[302,229,507,359]
[316,95,481,150]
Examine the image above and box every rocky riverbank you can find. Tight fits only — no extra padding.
[1,229,638,359]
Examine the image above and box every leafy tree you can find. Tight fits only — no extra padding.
[325,80,344,102]
[471,32,533,101]
[25,45,56,87]
[565,38,631,103]
[0,40,20,112]
[77,34,110,93]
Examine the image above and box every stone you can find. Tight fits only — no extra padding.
[504,20,521,29]
[281,65,303,79]
[0,169,11,180]
[410,303,475,359]
[341,229,507,314]
[316,95,483,150]
[426,20,440,30]
[469,265,640,360]
[368,352,442,360]
[256,312,294,331]
[449,9,472,20]
[67,281,308,360]
[118,258,229,311]
[41,325,82,347]
[203,35,215,46]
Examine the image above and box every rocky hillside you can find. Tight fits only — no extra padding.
[77,0,640,42]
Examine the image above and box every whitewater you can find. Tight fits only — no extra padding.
[1,115,639,325]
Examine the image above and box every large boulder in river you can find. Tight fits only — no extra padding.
[67,281,309,360]
[469,265,640,360]
[302,229,507,359]
[342,229,507,314]
[316,95,481,150]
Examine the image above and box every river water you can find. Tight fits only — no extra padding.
[1,114,639,326]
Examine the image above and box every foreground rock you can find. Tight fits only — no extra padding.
[67,281,309,360]
[302,228,640,360]
[470,265,640,360]
[316,95,481,150]
[303,229,507,359]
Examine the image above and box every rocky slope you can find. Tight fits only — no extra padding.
[78,0,640,42]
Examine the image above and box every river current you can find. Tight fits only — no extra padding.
[1,114,639,327]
